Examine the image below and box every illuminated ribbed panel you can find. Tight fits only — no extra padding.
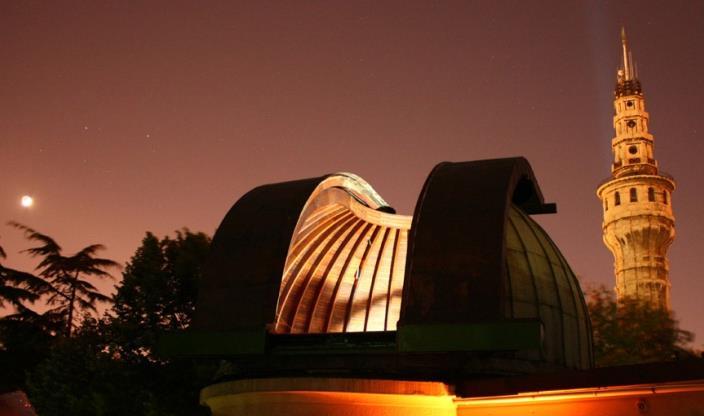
[275,174,411,334]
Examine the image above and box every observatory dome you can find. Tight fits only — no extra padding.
[192,158,592,375]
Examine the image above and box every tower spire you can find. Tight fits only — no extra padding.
[621,27,632,80]
[615,27,642,97]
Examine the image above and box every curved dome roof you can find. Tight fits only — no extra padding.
[193,157,593,372]
[271,175,590,369]
[504,204,591,369]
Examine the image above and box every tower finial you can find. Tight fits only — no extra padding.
[621,26,632,80]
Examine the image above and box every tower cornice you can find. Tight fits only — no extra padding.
[596,174,676,197]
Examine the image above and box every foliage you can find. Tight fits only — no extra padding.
[0,241,51,311]
[586,286,695,367]
[26,318,111,415]
[9,222,119,337]
[106,230,213,415]
[25,229,214,416]
[0,240,57,394]
[109,230,210,361]
[0,308,61,394]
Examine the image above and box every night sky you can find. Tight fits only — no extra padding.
[2,1,703,341]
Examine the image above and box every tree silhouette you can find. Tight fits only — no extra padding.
[110,230,210,361]
[586,286,695,366]
[0,239,57,394]
[9,223,119,337]
[27,230,213,416]
[0,240,50,312]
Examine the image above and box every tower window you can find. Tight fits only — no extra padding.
[630,188,637,202]
[628,145,638,155]
[648,187,655,202]
[627,120,637,128]
[605,199,608,211]
[664,191,669,205]
[615,192,621,206]
[627,101,634,108]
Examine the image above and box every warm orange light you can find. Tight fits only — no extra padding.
[274,174,411,334]
[456,380,704,407]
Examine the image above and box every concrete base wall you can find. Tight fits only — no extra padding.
[201,378,456,416]
[202,377,704,416]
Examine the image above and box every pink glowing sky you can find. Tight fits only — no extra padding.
[2,1,703,341]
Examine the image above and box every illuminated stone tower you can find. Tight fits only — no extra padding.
[597,28,675,309]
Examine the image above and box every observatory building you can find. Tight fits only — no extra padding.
[169,157,704,415]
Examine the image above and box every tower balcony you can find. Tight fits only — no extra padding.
[612,162,658,178]
[599,169,675,187]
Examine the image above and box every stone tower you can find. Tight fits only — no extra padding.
[596,28,676,309]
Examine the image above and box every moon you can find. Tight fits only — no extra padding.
[20,195,34,208]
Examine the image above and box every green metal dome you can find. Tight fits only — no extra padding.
[505,204,592,369]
